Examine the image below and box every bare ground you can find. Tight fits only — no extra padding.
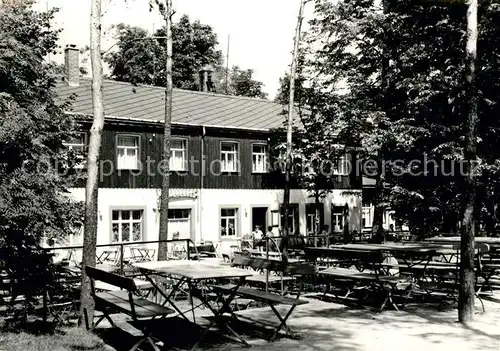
[210,296,500,351]
[92,294,500,351]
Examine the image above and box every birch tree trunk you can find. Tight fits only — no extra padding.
[371,172,386,243]
[459,0,478,323]
[283,0,307,263]
[79,0,104,325]
[158,0,173,260]
[314,193,321,246]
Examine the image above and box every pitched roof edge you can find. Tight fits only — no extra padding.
[66,112,274,133]
[76,76,278,104]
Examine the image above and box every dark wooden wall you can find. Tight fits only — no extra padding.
[72,121,360,190]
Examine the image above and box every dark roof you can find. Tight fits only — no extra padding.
[54,77,297,131]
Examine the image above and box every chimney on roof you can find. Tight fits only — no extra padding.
[64,44,79,87]
[199,65,215,93]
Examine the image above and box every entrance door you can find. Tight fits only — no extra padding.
[251,207,267,232]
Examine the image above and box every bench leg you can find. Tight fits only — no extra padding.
[90,314,105,330]
[269,304,298,342]
[475,293,485,313]
[83,308,90,330]
[87,309,116,330]
[130,335,161,351]
[379,286,400,313]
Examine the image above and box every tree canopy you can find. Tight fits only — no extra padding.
[225,66,268,99]
[105,16,223,90]
[283,0,500,236]
[105,16,268,98]
[0,5,82,310]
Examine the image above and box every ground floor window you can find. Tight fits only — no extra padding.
[306,203,324,234]
[331,205,345,232]
[383,210,395,230]
[280,204,299,235]
[111,209,144,243]
[168,209,190,219]
[362,201,372,228]
[168,208,192,239]
[220,208,238,237]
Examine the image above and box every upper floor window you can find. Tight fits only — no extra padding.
[117,135,140,170]
[220,142,239,172]
[63,133,86,168]
[333,154,349,175]
[252,144,267,173]
[170,139,187,171]
[111,209,143,243]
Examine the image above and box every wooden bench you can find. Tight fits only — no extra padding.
[308,249,412,312]
[318,266,411,312]
[84,266,174,351]
[304,247,385,271]
[402,243,490,311]
[211,255,314,342]
[481,246,500,290]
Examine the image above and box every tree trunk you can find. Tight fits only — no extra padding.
[79,0,104,326]
[314,195,321,235]
[315,193,321,246]
[283,0,307,263]
[158,0,173,261]
[459,0,478,323]
[343,204,351,244]
[371,173,386,243]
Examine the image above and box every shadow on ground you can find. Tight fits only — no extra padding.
[95,317,228,351]
[92,296,500,351]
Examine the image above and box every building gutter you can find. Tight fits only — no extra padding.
[66,111,274,133]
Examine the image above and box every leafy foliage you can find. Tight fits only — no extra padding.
[105,18,268,98]
[296,0,500,235]
[0,5,83,312]
[271,46,344,223]
[106,16,223,90]
[225,66,268,99]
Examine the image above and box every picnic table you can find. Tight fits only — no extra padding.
[235,248,281,258]
[304,244,458,311]
[133,260,254,349]
[306,243,445,270]
[304,247,412,311]
[426,236,500,249]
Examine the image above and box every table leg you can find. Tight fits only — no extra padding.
[187,279,196,323]
[191,278,249,350]
[141,273,190,321]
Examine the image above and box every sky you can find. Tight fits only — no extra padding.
[34,0,314,99]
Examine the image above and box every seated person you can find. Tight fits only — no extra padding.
[252,225,264,249]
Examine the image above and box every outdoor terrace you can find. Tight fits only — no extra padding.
[1,235,499,351]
